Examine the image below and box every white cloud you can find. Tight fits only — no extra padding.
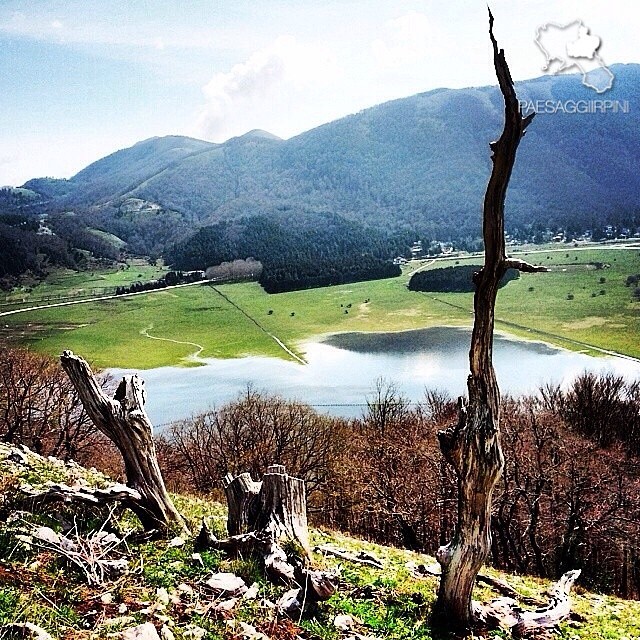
[194,36,340,141]
[371,11,440,69]
[0,5,252,53]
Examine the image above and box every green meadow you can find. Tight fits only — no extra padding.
[2,246,639,369]
[0,259,168,308]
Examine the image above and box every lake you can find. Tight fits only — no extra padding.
[109,327,640,427]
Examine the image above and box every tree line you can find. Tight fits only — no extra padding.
[408,264,520,293]
[166,212,404,293]
[113,270,204,296]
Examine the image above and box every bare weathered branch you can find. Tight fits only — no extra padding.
[476,570,581,637]
[314,544,384,569]
[18,481,140,508]
[60,350,188,535]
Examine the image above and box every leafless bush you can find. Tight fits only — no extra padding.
[315,379,640,598]
[0,346,110,462]
[495,394,640,597]
[552,373,640,452]
[319,380,447,550]
[163,388,346,497]
[205,258,263,281]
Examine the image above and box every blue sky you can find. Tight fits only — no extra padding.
[1,0,637,185]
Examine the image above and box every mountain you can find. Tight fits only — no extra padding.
[24,135,216,206]
[21,64,640,252]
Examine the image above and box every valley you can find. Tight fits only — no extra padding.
[3,244,639,370]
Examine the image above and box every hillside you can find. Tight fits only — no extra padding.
[1,442,639,640]
[21,64,640,251]
[24,136,216,207]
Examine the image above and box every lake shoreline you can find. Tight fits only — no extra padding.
[107,326,640,427]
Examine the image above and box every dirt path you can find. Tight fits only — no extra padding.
[140,325,205,364]
[0,280,206,318]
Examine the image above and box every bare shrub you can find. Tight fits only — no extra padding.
[0,346,110,463]
[163,388,345,498]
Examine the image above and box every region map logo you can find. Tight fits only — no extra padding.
[534,20,613,93]
[520,20,629,115]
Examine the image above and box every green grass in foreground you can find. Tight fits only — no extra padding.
[2,441,639,639]
[1,486,639,640]
[2,246,639,368]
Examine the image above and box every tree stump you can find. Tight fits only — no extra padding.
[224,464,311,556]
[60,350,188,535]
[196,465,337,615]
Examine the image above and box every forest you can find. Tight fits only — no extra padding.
[408,264,520,293]
[166,212,404,293]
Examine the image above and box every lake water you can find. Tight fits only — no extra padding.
[109,327,640,427]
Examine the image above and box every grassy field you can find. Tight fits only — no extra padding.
[2,246,639,369]
[0,259,168,308]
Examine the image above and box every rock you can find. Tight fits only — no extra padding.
[168,536,185,547]
[242,582,260,600]
[177,583,194,596]
[334,614,357,631]
[6,448,29,465]
[101,616,136,629]
[122,622,161,640]
[205,572,247,596]
[226,620,269,640]
[277,588,302,616]
[155,588,170,608]
[33,526,62,546]
[182,625,207,640]
[211,597,238,618]
[160,626,175,640]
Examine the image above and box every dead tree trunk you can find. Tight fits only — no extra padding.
[60,350,188,536]
[433,10,545,631]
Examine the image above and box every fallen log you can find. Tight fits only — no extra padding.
[314,544,384,569]
[476,569,581,638]
[19,482,141,508]
[407,561,545,607]
[476,573,544,607]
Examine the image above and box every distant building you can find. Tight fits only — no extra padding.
[410,240,423,258]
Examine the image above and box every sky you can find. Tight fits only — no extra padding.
[1,0,638,186]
